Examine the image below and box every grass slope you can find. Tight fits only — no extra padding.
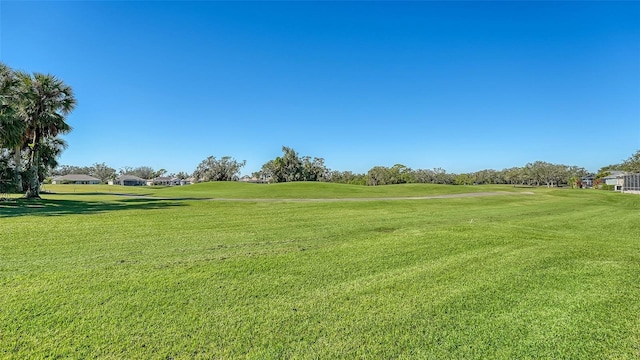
[44,181,529,199]
[155,181,533,199]
[1,185,638,358]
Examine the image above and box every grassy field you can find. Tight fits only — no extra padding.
[1,183,639,358]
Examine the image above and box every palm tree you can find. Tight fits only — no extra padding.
[0,63,24,149]
[0,63,26,192]
[16,72,76,198]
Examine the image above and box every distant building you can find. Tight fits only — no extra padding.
[51,174,101,185]
[147,177,182,186]
[239,175,268,184]
[581,174,595,188]
[181,178,195,186]
[110,175,147,186]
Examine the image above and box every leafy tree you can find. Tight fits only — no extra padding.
[134,166,155,179]
[523,161,586,187]
[36,137,67,184]
[525,161,560,187]
[389,164,414,184]
[413,169,436,183]
[301,156,330,182]
[328,170,366,185]
[193,156,246,182]
[0,154,19,194]
[257,146,328,183]
[431,167,455,185]
[366,164,416,186]
[119,166,134,176]
[52,164,92,176]
[366,166,390,186]
[257,159,279,183]
[566,165,588,188]
[174,171,190,180]
[473,169,500,184]
[502,167,524,185]
[120,166,156,179]
[621,150,640,173]
[455,173,474,185]
[153,168,167,178]
[90,162,116,182]
[279,146,303,182]
[595,169,611,181]
[366,165,459,186]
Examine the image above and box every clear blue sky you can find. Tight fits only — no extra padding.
[1,1,638,175]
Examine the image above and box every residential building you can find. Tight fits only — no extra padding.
[110,175,147,186]
[51,174,101,185]
[602,171,626,191]
[147,177,179,186]
[580,174,595,188]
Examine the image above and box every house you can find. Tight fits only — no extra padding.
[146,177,185,186]
[51,174,101,185]
[182,177,196,185]
[110,175,147,186]
[602,171,626,191]
[580,174,595,188]
[622,173,640,194]
[239,175,268,184]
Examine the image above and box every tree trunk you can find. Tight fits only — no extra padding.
[24,132,41,199]
[13,145,23,192]
[23,164,40,199]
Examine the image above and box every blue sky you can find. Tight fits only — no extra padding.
[1,1,638,175]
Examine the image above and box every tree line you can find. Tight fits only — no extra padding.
[47,147,639,189]
[597,151,640,174]
[253,147,640,188]
[10,138,640,192]
[48,145,639,190]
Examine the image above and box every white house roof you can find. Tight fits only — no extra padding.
[602,171,627,180]
[53,174,101,182]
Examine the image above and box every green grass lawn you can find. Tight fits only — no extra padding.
[1,184,639,358]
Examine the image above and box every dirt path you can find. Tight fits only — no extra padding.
[114,191,535,202]
[207,191,535,202]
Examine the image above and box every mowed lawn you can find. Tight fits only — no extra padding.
[1,184,639,358]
